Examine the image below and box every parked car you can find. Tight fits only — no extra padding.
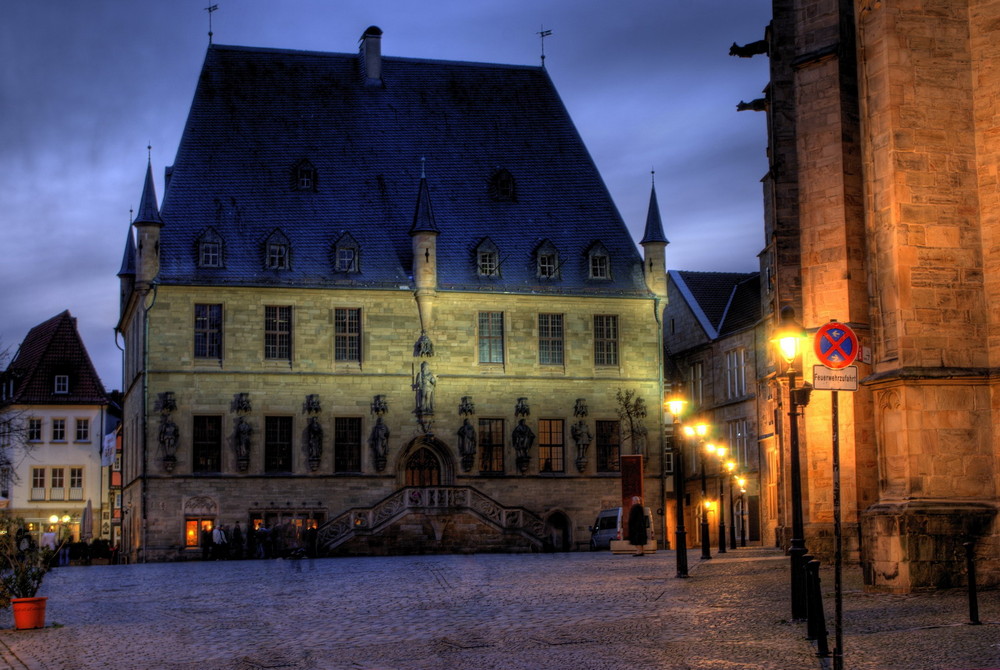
[588,506,654,551]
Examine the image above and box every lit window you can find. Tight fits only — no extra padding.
[478,312,504,364]
[265,306,292,360]
[334,308,361,362]
[594,315,619,366]
[54,375,69,394]
[538,313,564,365]
[538,419,564,473]
[185,518,214,548]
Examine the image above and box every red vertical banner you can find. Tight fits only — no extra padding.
[620,455,644,537]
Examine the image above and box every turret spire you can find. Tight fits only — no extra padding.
[639,171,668,245]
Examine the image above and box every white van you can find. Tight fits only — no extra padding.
[588,506,655,552]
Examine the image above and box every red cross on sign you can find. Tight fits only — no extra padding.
[814,322,859,370]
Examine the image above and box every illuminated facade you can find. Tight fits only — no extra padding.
[116,28,668,562]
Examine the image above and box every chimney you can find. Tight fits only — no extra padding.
[359,26,383,86]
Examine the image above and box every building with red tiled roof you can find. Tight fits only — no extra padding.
[1,311,112,545]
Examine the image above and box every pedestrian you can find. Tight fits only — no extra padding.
[201,527,212,560]
[628,496,648,556]
[212,524,227,560]
[231,522,244,560]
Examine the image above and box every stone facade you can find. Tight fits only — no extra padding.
[749,0,1000,591]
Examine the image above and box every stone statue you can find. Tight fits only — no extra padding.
[235,417,252,460]
[306,417,323,466]
[414,331,434,357]
[159,417,178,456]
[369,416,390,471]
[413,361,437,415]
[458,419,477,457]
[571,419,592,472]
[512,419,535,459]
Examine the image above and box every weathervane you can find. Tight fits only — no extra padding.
[538,26,552,68]
[205,4,219,45]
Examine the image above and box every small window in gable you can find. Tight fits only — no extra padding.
[535,240,560,280]
[264,230,291,270]
[54,375,69,394]
[488,168,516,202]
[293,159,317,192]
[476,238,501,278]
[332,233,360,273]
[587,242,612,280]
[197,228,224,268]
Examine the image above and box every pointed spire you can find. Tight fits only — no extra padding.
[409,162,439,235]
[117,224,137,277]
[639,172,668,245]
[134,151,163,226]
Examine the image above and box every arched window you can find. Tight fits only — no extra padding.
[586,241,612,280]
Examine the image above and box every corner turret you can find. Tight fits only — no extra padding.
[409,171,439,331]
[133,157,163,290]
[639,177,668,298]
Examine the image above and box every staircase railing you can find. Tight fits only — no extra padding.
[316,486,547,552]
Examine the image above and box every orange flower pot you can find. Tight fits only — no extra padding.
[11,597,46,630]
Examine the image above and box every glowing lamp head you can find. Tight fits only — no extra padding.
[666,396,686,418]
[49,515,59,524]
[771,305,808,366]
[726,460,736,473]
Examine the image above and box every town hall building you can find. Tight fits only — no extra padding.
[116,28,668,561]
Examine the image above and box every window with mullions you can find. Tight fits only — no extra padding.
[27,419,41,442]
[265,306,292,360]
[334,417,362,473]
[192,415,222,473]
[54,375,69,394]
[594,315,619,366]
[334,308,361,362]
[194,304,222,359]
[725,348,747,399]
[264,416,293,473]
[478,312,504,364]
[538,419,564,473]
[479,418,504,473]
[538,313,564,365]
[476,238,500,278]
[197,228,224,268]
[31,468,45,500]
[185,518,214,549]
[69,467,83,500]
[52,419,66,441]
[75,418,90,442]
[596,420,621,473]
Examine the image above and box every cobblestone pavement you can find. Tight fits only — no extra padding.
[0,547,994,669]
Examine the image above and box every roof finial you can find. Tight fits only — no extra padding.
[130,207,134,224]
[421,156,426,179]
[147,144,152,162]
[538,26,552,68]
[651,168,655,186]
[205,4,218,45]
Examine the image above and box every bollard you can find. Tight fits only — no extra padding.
[806,559,830,657]
[964,541,981,625]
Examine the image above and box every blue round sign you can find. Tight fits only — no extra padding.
[814,322,859,369]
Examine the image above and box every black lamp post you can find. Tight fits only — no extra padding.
[773,305,809,620]
[737,476,747,547]
[666,397,687,578]
[726,461,737,550]
[709,444,728,554]
[685,423,711,560]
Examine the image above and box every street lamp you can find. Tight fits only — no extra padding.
[737,475,748,547]
[666,395,687,578]
[683,423,711,560]
[726,460,737,550]
[772,304,810,620]
[707,444,728,554]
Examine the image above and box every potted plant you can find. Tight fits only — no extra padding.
[0,516,56,630]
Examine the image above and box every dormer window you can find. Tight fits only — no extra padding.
[197,228,224,268]
[54,375,69,394]
[488,168,516,202]
[587,242,612,280]
[535,240,560,280]
[476,238,501,277]
[264,230,291,270]
[332,232,360,273]
[293,159,317,192]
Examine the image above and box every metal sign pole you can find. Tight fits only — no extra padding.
[832,390,843,670]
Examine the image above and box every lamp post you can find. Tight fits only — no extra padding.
[737,475,747,547]
[773,305,809,620]
[666,396,687,578]
[684,423,710,560]
[726,460,737,550]
[707,444,728,554]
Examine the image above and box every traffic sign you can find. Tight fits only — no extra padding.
[814,322,859,369]
[813,365,859,391]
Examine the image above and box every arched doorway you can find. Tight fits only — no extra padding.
[405,447,441,487]
[544,510,572,552]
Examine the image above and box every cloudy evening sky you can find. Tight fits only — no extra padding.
[0,0,771,390]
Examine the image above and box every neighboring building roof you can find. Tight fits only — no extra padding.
[670,270,760,339]
[4,311,108,405]
[149,37,646,296]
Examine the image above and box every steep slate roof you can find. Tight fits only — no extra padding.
[4,311,108,405]
[154,40,646,296]
[670,270,760,339]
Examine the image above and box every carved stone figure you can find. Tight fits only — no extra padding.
[515,397,530,417]
[369,416,390,471]
[414,331,434,357]
[234,392,252,414]
[159,417,179,472]
[571,419,592,472]
[413,361,437,415]
[306,417,323,470]
[234,417,253,466]
[457,418,477,472]
[512,418,534,473]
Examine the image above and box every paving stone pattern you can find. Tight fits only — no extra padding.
[0,548,994,669]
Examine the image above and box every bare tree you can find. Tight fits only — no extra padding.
[615,388,649,456]
[0,345,29,494]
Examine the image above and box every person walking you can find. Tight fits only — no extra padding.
[628,496,648,556]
